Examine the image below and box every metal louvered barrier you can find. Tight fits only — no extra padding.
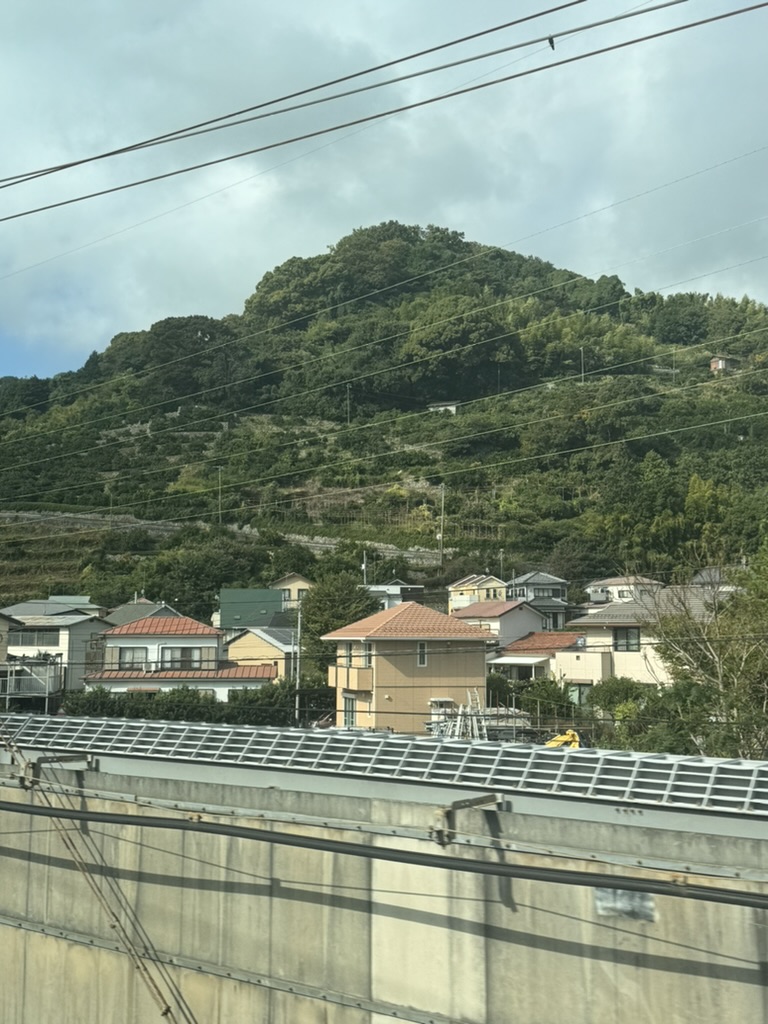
[2,714,768,815]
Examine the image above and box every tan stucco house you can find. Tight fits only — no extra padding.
[227,627,296,681]
[270,573,313,610]
[323,602,490,734]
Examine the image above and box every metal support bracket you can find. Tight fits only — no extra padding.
[19,752,92,788]
[429,792,501,846]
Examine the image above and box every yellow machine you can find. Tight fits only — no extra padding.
[545,729,580,749]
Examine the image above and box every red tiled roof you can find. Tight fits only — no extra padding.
[323,602,489,641]
[452,600,528,619]
[87,664,277,681]
[501,631,584,654]
[104,614,222,637]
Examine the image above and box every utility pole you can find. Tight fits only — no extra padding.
[580,346,585,385]
[216,466,223,524]
[361,549,368,586]
[294,601,302,726]
[439,483,446,571]
[346,383,351,425]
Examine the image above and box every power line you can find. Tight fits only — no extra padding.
[0,1,592,188]
[1,5,764,226]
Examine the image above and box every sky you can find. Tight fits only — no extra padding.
[0,0,766,379]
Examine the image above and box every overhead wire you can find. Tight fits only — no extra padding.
[0,0,593,188]
[1,5,765,226]
[4,331,766,521]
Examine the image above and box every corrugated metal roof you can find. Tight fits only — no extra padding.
[105,615,222,637]
[88,664,277,681]
[323,602,490,641]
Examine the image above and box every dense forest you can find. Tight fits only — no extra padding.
[1,220,767,608]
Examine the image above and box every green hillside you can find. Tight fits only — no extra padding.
[1,220,767,610]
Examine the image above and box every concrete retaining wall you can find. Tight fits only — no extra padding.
[1,764,767,1023]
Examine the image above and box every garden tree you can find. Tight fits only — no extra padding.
[299,571,381,672]
[62,681,334,727]
[645,560,768,758]
[586,677,708,754]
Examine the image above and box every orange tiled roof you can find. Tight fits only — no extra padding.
[104,614,221,637]
[323,602,490,641]
[501,631,584,655]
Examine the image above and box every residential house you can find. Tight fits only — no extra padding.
[213,588,285,631]
[585,575,663,606]
[227,627,297,681]
[451,600,547,649]
[691,566,741,597]
[365,579,425,610]
[490,631,586,685]
[107,598,183,627]
[427,401,459,415]
[270,573,314,610]
[506,571,570,630]
[447,574,507,613]
[1,595,113,692]
[322,602,490,734]
[565,587,713,691]
[710,355,737,374]
[0,612,63,711]
[86,614,277,701]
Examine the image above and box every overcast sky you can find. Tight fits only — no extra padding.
[0,0,766,379]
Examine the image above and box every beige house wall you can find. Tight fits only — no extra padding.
[228,633,291,679]
[330,639,488,734]
[447,578,506,613]
[565,628,671,686]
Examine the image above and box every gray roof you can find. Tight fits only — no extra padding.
[107,601,182,626]
[587,575,663,588]
[508,571,568,586]
[569,587,714,627]
[227,627,295,651]
[9,613,102,628]
[2,599,103,618]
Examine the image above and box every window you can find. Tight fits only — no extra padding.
[362,642,372,669]
[8,628,60,647]
[341,642,353,667]
[567,683,593,706]
[160,647,203,669]
[297,588,308,602]
[613,628,640,652]
[343,696,356,727]
[118,647,148,668]
[280,588,291,608]
[417,642,428,668]
[618,589,632,599]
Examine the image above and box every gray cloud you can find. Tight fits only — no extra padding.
[0,0,766,377]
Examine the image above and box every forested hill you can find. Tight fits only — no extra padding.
[1,220,767,608]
